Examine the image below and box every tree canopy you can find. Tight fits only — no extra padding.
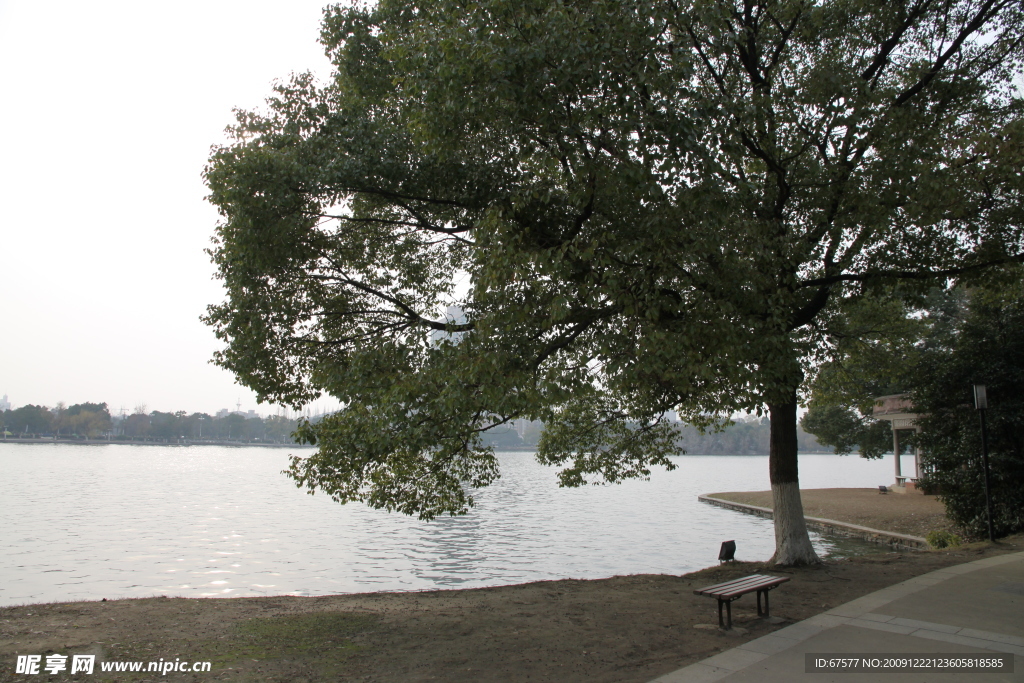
[798,293,924,457]
[205,0,1024,563]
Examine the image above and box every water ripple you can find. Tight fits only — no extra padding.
[0,444,913,606]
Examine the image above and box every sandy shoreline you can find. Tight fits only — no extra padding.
[708,487,956,539]
[3,491,1015,683]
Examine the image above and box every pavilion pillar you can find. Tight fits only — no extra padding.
[914,427,922,479]
[893,428,902,480]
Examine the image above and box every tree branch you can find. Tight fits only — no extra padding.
[335,274,475,333]
[860,0,936,85]
[893,0,1007,106]
[798,254,1024,288]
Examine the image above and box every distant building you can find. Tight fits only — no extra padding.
[430,305,468,345]
[215,407,260,419]
[0,394,9,411]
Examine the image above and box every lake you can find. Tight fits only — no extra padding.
[0,443,916,607]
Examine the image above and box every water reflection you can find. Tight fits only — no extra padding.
[0,444,909,606]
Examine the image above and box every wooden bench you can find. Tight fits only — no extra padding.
[694,574,790,629]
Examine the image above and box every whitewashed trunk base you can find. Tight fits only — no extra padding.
[769,481,820,566]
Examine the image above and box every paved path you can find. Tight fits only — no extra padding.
[651,551,1024,682]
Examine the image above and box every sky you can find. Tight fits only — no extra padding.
[0,0,342,416]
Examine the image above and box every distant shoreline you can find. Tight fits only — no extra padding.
[0,437,315,448]
[0,441,837,455]
[0,439,835,454]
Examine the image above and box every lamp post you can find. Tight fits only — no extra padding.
[973,384,995,543]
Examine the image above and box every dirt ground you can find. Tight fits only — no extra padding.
[3,536,1021,683]
[709,488,956,538]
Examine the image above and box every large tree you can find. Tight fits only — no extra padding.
[204,0,1024,564]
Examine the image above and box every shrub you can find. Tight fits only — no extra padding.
[926,530,961,549]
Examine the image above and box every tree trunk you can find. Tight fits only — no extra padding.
[768,394,819,566]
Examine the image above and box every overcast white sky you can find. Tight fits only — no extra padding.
[0,0,340,415]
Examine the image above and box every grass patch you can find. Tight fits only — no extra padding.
[177,610,380,679]
[98,611,379,680]
[232,611,374,660]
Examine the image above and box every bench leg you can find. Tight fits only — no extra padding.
[757,589,770,618]
[717,599,733,629]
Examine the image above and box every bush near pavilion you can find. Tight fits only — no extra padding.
[914,287,1024,539]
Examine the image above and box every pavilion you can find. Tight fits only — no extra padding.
[872,394,926,493]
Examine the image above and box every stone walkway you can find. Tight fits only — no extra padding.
[651,551,1024,682]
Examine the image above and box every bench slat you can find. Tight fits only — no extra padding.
[714,576,787,593]
[697,573,785,589]
[702,575,779,591]
[699,579,787,599]
[709,583,787,599]
[694,574,789,599]
[695,574,782,593]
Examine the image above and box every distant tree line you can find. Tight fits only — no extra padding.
[478,416,828,454]
[1,403,306,444]
[675,418,828,455]
[3,401,826,453]
[121,410,303,443]
[1,402,113,438]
